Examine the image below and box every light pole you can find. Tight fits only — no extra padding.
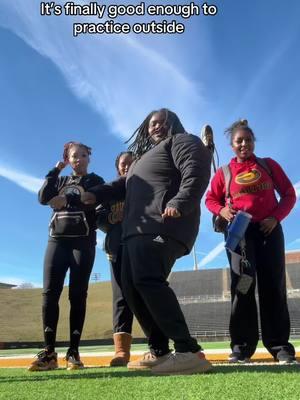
[191,124,218,271]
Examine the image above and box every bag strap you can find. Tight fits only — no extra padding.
[256,157,272,177]
[255,157,278,192]
[221,164,232,206]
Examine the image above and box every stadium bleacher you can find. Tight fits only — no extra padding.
[287,263,300,290]
[169,256,300,339]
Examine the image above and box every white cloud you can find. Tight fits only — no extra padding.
[294,181,300,200]
[0,0,205,138]
[198,241,225,268]
[232,37,293,119]
[0,164,43,193]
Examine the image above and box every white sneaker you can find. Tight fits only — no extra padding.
[151,351,212,375]
[127,351,171,370]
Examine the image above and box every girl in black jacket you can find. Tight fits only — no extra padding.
[97,151,134,366]
[28,142,104,371]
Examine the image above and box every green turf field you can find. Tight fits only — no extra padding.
[0,365,300,400]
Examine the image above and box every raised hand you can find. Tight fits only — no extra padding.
[55,161,67,171]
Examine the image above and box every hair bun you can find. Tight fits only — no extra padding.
[240,119,248,126]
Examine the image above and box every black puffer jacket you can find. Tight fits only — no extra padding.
[90,133,211,253]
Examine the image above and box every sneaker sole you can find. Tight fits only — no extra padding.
[278,360,299,365]
[228,359,251,364]
[127,364,152,370]
[151,361,213,376]
[67,365,84,370]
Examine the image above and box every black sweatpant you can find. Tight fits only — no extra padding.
[110,247,133,334]
[121,235,201,355]
[228,223,295,359]
[42,239,95,351]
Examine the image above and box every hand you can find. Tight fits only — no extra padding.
[81,192,96,205]
[259,217,278,236]
[161,207,181,219]
[55,161,67,171]
[219,206,237,222]
[108,202,124,224]
[48,195,67,210]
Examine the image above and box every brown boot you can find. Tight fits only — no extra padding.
[110,333,132,367]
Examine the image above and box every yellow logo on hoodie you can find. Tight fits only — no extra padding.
[235,169,262,185]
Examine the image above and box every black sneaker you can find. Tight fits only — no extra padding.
[228,352,250,364]
[65,348,84,370]
[28,349,58,371]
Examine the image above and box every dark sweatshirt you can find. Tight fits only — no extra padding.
[96,200,125,259]
[90,133,211,253]
[39,167,104,240]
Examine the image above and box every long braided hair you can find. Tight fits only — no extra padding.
[126,108,186,158]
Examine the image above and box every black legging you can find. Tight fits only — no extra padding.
[42,239,95,350]
[110,247,133,334]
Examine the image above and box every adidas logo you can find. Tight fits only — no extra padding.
[153,235,165,244]
[72,330,81,335]
[44,327,54,333]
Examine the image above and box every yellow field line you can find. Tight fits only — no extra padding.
[1,352,299,368]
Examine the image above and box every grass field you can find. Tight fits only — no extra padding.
[1,285,300,400]
[1,364,300,400]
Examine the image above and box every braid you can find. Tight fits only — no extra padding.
[63,141,92,163]
[126,113,155,158]
[225,119,256,144]
[126,109,185,158]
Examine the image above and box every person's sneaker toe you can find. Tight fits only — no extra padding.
[151,351,212,375]
[127,351,171,370]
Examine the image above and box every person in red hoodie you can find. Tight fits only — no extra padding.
[206,119,297,364]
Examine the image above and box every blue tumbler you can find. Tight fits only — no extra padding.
[225,211,252,252]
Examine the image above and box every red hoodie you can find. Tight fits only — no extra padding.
[205,154,296,222]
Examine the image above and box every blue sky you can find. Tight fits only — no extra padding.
[0,0,299,286]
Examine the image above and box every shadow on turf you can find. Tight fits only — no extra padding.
[0,368,151,383]
[214,364,300,374]
[0,364,299,383]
